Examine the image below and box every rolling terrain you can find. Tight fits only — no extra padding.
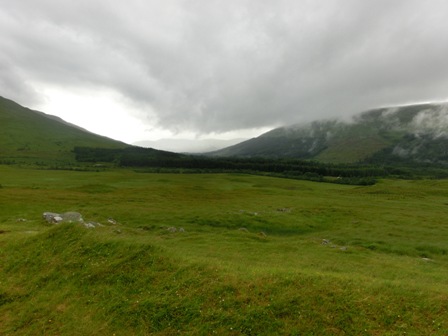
[1,166,448,335]
[210,103,448,164]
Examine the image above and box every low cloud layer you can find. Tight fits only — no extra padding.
[1,0,448,135]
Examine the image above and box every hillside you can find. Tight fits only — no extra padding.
[209,103,448,164]
[0,96,128,164]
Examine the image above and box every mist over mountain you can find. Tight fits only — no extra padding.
[209,103,448,165]
[133,138,246,154]
[3,94,448,167]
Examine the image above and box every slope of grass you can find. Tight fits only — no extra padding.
[0,96,127,164]
[1,166,448,335]
[317,135,388,163]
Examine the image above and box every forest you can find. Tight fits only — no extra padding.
[73,146,442,185]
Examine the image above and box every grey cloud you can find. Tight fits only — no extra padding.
[1,0,448,134]
[0,59,42,106]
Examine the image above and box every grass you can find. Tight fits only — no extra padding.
[1,165,448,335]
[0,96,127,164]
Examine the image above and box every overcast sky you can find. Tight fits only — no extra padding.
[1,0,448,144]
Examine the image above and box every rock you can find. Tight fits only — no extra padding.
[340,246,348,251]
[61,212,83,223]
[43,212,61,223]
[107,218,118,225]
[16,218,27,222]
[258,231,267,238]
[178,227,185,232]
[42,212,83,224]
[238,227,249,233]
[84,221,102,229]
[53,216,63,223]
[167,227,177,233]
[321,239,330,245]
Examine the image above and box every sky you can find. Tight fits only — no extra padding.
[1,0,448,145]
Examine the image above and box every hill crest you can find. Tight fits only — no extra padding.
[209,102,448,164]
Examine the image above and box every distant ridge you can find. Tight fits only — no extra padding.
[208,103,448,165]
[133,138,246,153]
[0,96,128,164]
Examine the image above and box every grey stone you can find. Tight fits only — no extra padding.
[84,221,103,229]
[42,211,83,224]
[43,212,61,223]
[61,212,83,223]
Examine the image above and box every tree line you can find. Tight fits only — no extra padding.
[73,146,428,185]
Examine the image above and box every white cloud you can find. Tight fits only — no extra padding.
[35,86,151,143]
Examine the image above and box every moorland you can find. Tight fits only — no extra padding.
[1,165,447,335]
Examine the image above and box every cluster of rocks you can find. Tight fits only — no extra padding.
[322,239,348,251]
[84,222,103,229]
[43,212,84,224]
[42,212,114,229]
[166,227,185,233]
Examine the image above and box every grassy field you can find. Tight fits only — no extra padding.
[1,165,447,335]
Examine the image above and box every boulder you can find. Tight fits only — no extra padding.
[43,211,83,224]
[43,212,62,223]
[61,212,84,223]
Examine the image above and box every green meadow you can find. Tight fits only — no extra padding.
[1,165,447,335]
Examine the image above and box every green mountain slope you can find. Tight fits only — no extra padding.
[0,96,128,164]
[210,103,448,164]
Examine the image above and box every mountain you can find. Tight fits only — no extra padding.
[133,138,246,153]
[209,103,448,165]
[0,96,128,164]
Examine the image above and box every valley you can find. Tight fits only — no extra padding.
[1,96,448,334]
[1,166,447,335]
